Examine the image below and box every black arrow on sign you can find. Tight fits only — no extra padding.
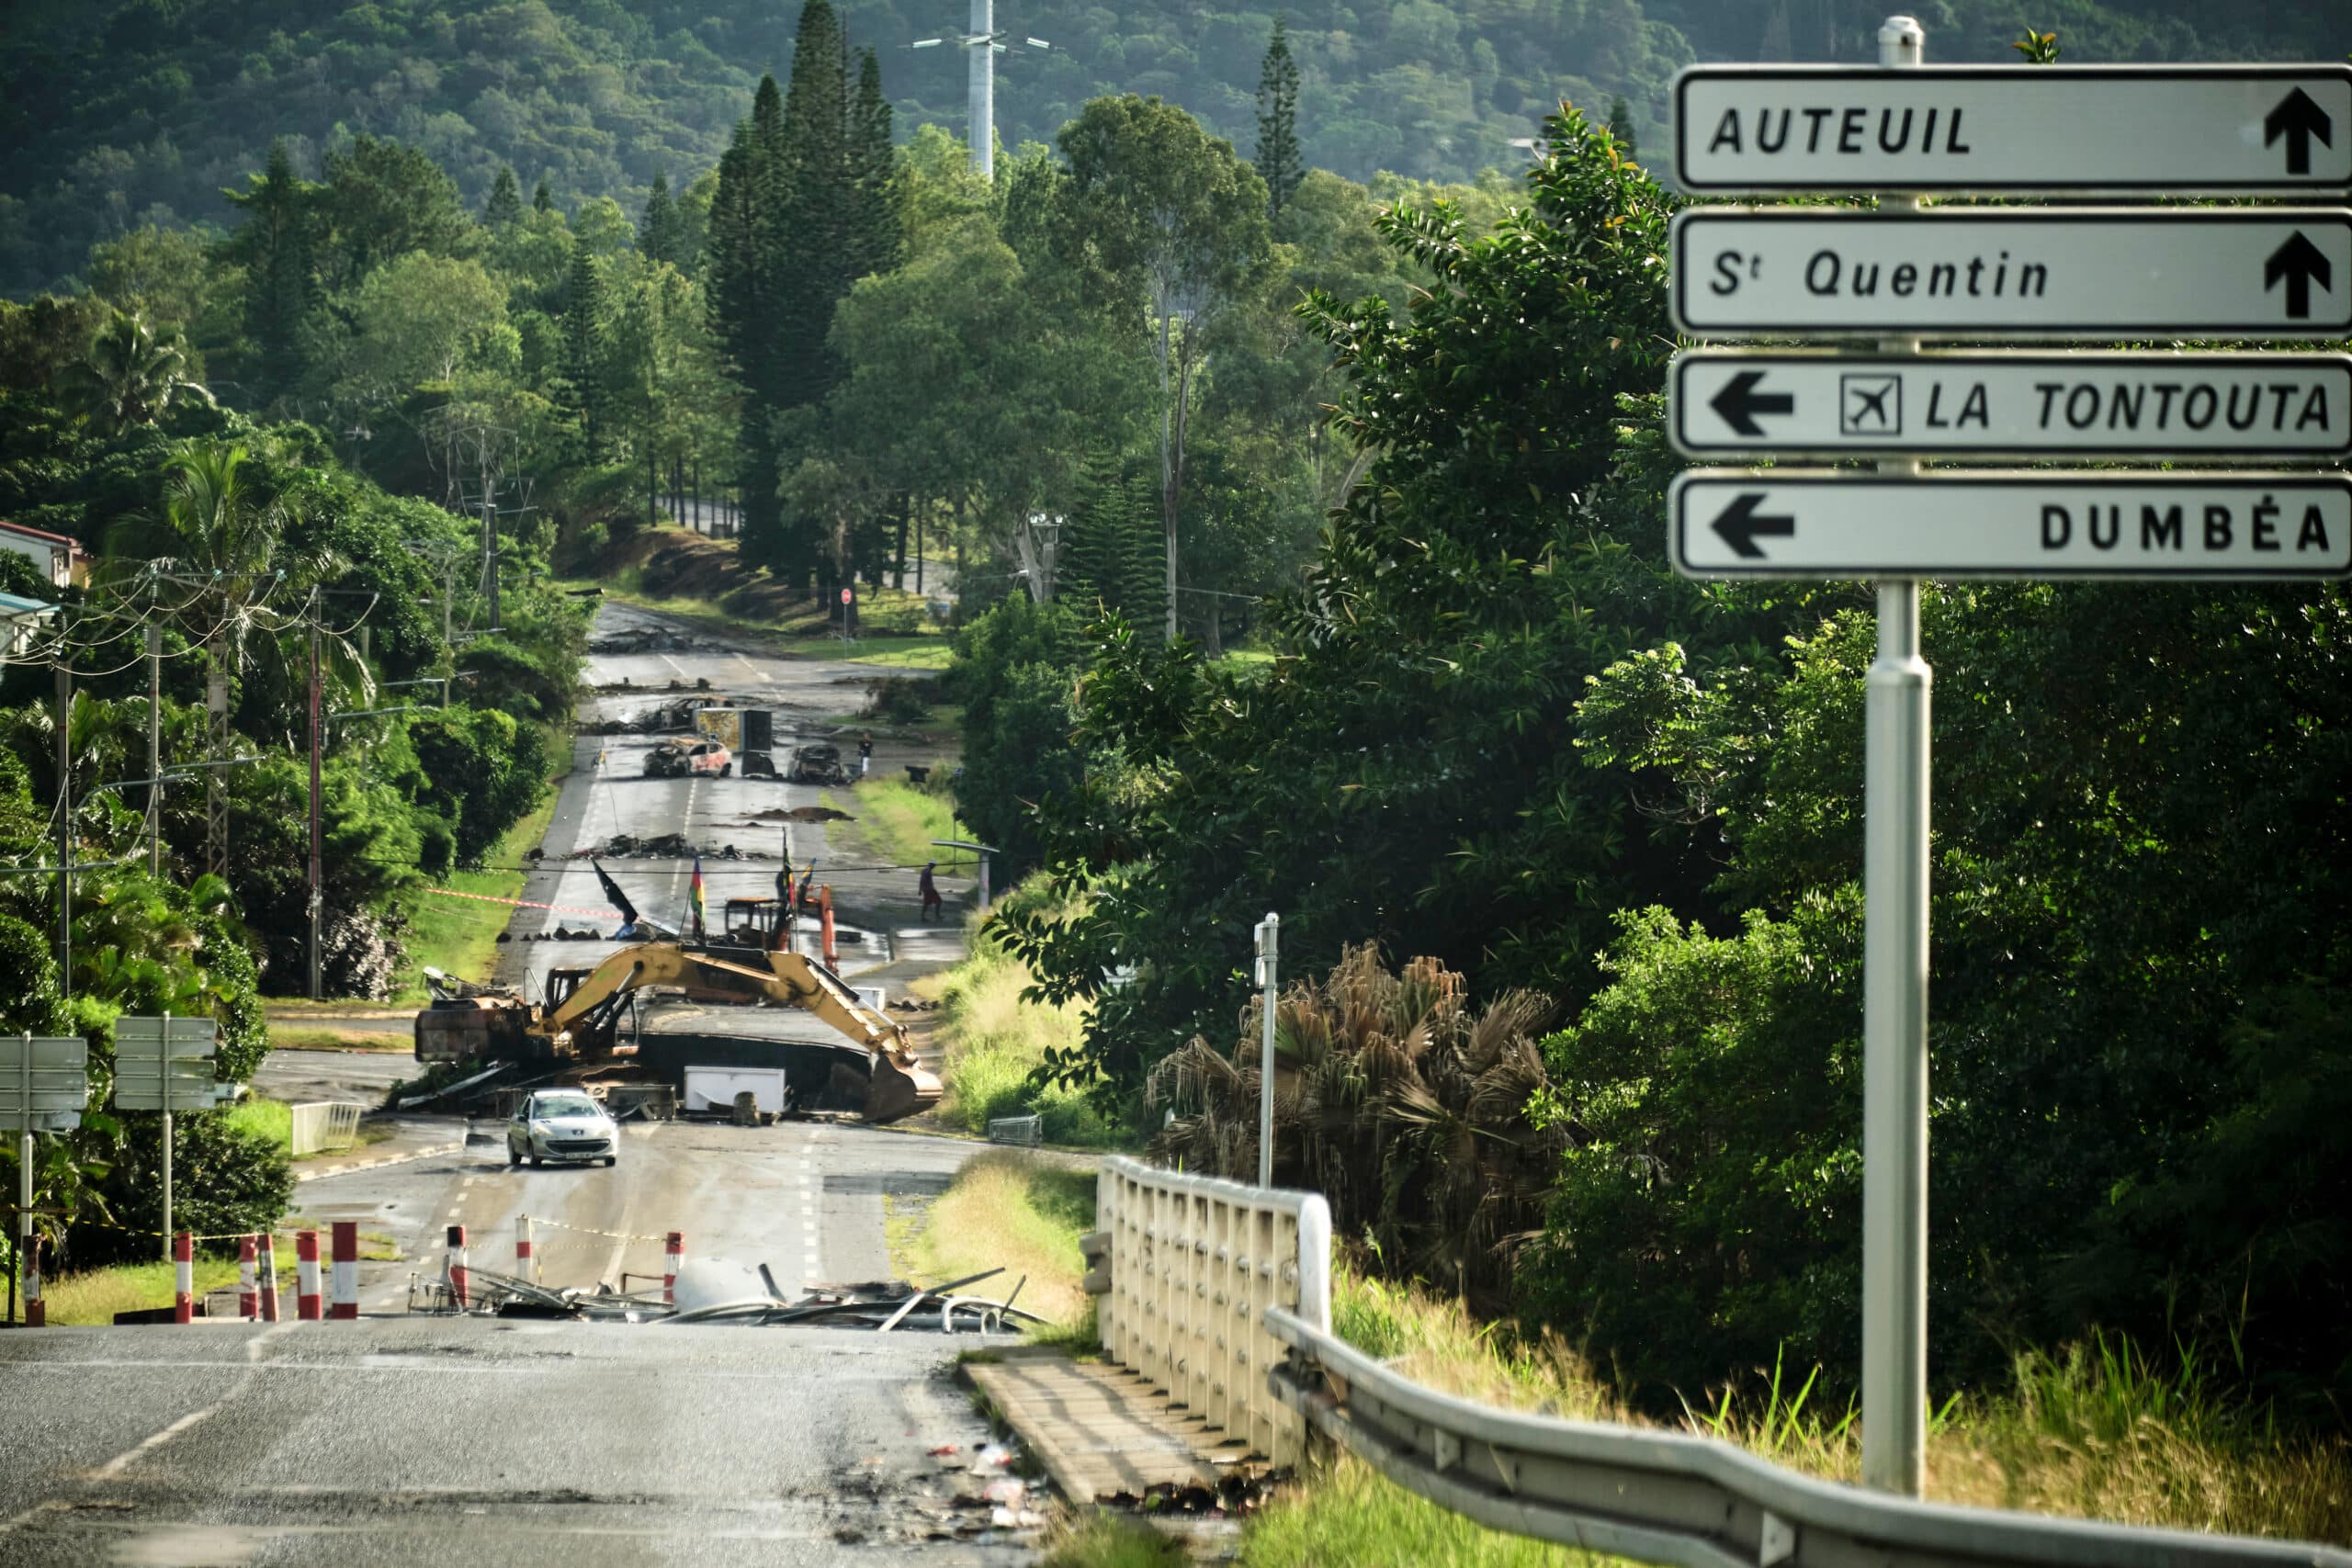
[2266,231,2333,320]
[2264,86,2333,176]
[1709,492,1795,559]
[1708,370,1795,436]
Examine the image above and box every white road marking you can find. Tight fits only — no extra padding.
[89,1325,295,1478]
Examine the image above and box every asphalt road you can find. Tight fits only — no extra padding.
[503,601,972,1015]
[0,606,1036,1566]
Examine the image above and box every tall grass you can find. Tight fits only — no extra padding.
[915,914,1112,1147]
[825,779,959,868]
[1237,1269,2352,1561]
[909,1149,1097,1330]
[220,1095,291,1153]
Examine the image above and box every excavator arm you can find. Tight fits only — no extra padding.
[533,942,941,1122]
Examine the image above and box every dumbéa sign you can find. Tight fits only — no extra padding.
[1668,472,2352,581]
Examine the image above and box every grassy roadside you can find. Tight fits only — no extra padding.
[220,1095,395,1158]
[910,908,1114,1147]
[822,779,959,868]
[389,752,569,1003]
[263,1026,413,1051]
[898,1149,1098,1333]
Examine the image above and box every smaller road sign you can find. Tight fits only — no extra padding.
[1669,351,2352,458]
[0,1037,88,1124]
[1675,65,2352,193]
[113,1015,220,1112]
[1669,472,2352,581]
[1672,209,2352,340]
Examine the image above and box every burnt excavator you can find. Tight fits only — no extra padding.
[413,863,942,1123]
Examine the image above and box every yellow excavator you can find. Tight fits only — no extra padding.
[414,875,942,1123]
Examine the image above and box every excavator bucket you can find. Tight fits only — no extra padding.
[864,1055,944,1124]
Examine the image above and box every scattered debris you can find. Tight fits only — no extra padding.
[565,832,770,862]
[740,806,856,824]
[889,999,943,1012]
[590,626,698,654]
[428,1260,1046,1335]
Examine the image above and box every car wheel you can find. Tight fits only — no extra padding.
[507,1145,521,1167]
[604,1156,617,1168]
[528,1153,541,1168]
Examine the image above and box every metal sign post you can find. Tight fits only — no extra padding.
[1861,17,1930,1496]
[2,1032,87,1325]
[113,1012,221,1258]
[1254,913,1280,1188]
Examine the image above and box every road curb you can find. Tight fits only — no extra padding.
[295,1142,463,1183]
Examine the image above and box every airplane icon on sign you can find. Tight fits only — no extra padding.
[1840,374,1902,434]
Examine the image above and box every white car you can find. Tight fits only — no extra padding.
[507,1090,619,1168]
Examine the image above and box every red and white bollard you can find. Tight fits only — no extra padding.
[257,1231,281,1322]
[664,1231,684,1306]
[330,1222,358,1319]
[237,1235,259,1320]
[514,1214,535,1284]
[445,1224,469,1310]
[295,1230,322,1321]
[174,1232,195,1324]
[20,1234,41,1328]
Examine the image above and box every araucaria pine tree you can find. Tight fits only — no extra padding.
[482,166,524,230]
[639,174,682,266]
[222,138,317,410]
[532,176,556,214]
[707,1,885,584]
[1255,18,1304,219]
[560,247,609,457]
[848,48,903,284]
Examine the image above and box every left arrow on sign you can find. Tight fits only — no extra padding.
[2266,87,2334,177]
[2267,231,2334,319]
[1712,492,1796,559]
[1708,370,1795,436]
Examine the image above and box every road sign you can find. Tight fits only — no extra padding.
[1675,64,2352,194]
[841,588,853,604]
[1668,472,2352,581]
[1671,209,2352,340]
[113,1015,220,1111]
[1670,351,2352,458]
[0,1037,87,1122]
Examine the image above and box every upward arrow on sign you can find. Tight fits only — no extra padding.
[2266,86,2335,176]
[2267,231,2335,319]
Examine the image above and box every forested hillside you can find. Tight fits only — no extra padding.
[3,0,2342,296]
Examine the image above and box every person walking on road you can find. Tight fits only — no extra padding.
[857,731,873,779]
[919,861,943,922]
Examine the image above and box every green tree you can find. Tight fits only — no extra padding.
[1055,96,1273,643]
[58,309,209,435]
[1255,18,1305,218]
[532,177,556,215]
[338,253,511,405]
[313,134,474,292]
[220,139,317,409]
[707,75,792,569]
[560,247,609,457]
[847,48,902,285]
[639,174,683,266]
[1606,95,1639,158]
[482,166,525,230]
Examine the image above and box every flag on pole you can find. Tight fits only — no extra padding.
[689,854,707,942]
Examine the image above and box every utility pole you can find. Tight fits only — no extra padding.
[481,495,502,634]
[53,666,70,989]
[205,663,229,880]
[1255,912,1279,1187]
[968,0,995,180]
[307,625,323,1003]
[146,625,162,877]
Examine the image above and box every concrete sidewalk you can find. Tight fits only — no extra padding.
[966,1346,1248,1504]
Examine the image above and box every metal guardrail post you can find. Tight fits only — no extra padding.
[1262,1307,2352,1568]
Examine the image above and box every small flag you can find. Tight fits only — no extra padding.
[689,855,707,942]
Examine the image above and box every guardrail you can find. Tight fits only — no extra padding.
[1088,1156,1331,1467]
[1261,1306,2352,1568]
[289,1101,362,1157]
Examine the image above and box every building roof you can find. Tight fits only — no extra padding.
[0,519,87,553]
[0,589,60,618]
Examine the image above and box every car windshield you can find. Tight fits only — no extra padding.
[535,1094,600,1119]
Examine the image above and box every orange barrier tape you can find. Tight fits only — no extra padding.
[422,886,620,919]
